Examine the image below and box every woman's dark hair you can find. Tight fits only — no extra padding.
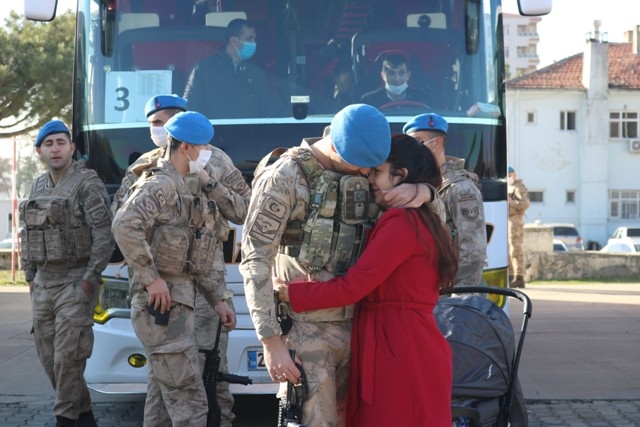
[388,133,458,292]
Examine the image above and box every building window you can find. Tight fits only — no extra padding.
[529,191,543,203]
[610,112,638,139]
[609,190,640,219]
[526,111,536,125]
[566,191,576,203]
[560,111,576,130]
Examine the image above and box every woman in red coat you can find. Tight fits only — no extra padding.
[280,134,458,426]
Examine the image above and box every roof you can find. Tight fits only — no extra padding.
[506,43,640,90]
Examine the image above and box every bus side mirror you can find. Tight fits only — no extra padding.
[25,0,58,22]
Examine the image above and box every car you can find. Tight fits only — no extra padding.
[608,227,640,246]
[600,239,639,253]
[0,237,19,250]
[548,224,585,251]
[553,239,568,252]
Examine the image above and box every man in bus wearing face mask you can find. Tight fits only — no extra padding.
[360,53,430,109]
[183,18,271,118]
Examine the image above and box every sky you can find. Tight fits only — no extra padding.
[503,0,640,67]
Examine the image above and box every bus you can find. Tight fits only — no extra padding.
[26,0,551,395]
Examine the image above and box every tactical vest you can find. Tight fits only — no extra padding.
[132,168,224,277]
[20,164,93,264]
[259,147,377,275]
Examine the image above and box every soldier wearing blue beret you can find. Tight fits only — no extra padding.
[23,120,114,427]
[112,110,236,426]
[113,96,249,427]
[404,113,488,287]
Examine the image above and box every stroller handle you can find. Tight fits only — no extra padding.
[442,285,532,318]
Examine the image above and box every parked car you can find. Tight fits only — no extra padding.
[0,237,19,250]
[600,239,639,253]
[608,227,640,246]
[548,224,584,251]
[553,239,568,252]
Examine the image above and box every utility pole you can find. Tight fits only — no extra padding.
[11,136,18,282]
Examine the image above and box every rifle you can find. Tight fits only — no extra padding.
[277,349,308,427]
[201,320,253,427]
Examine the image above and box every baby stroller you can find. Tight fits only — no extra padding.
[435,286,532,427]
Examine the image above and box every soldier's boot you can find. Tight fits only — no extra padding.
[510,275,525,289]
[55,416,75,427]
[76,410,98,427]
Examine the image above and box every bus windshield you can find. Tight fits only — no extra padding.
[74,0,504,190]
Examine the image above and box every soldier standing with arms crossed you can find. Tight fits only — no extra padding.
[112,94,250,426]
[241,104,438,426]
[507,166,530,288]
[112,111,234,426]
[21,120,114,427]
[404,113,487,286]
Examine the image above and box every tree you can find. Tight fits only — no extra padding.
[16,152,46,198]
[0,157,10,198]
[0,11,75,138]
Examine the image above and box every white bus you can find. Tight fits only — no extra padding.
[26,0,551,395]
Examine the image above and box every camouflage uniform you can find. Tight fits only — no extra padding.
[508,178,530,284]
[112,158,226,427]
[439,157,487,286]
[241,139,353,426]
[113,147,250,426]
[21,160,114,422]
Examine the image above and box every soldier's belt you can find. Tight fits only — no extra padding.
[285,302,354,322]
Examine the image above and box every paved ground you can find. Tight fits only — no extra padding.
[1,282,639,426]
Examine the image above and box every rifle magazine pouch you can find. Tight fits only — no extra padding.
[315,172,340,218]
[151,225,189,276]
[71,227,91,261]
[26,230,46,263]
[298,217,333,270]
[189,230,217,275]
[338,175,369,224]
[43,228,65,262]
[327,222,356,275]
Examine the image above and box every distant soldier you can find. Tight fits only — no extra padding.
[112,94,250,426]
[112,111,234,426]
[404,113,487,286]
[21,120,114,427]
[507,166,530,288]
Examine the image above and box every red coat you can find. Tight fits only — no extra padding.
[289,208,452,426]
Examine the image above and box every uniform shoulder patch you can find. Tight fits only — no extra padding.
[458,193,478,202]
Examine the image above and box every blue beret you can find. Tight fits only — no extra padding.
[330,104,390,168]
[35,120,70,147]
[508,166,515,174]
[144,94,188,117]
[164,111,213,145]
[402,113,448,135]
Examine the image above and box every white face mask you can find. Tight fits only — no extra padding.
[507,177,515,185]
[385,82,408,96]
[150,126,169,147]
[188,146,212,174]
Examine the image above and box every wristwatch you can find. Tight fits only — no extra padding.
[203,179,217,193]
